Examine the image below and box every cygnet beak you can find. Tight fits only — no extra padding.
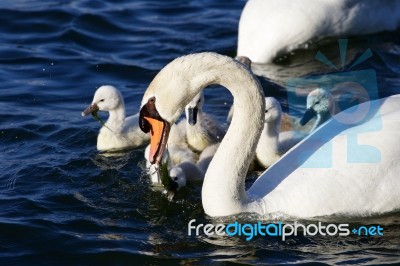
[300,107,317,126]
[187,106,198,125]
[82,103,99,117]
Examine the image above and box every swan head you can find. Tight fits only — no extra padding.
[139,52,256,165]
[185,92,205,125]
[139,96,171,165]
[264,97,282,123]
[300,88,333,126]
[139,54,218,164]
[82,85,124,116]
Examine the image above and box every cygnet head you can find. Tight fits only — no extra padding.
[300,88,333,126]
[82,85,124,116]
[163,166,187,201]
[185,92,205,125]
[168,166,187,190]
[264,97,282,123]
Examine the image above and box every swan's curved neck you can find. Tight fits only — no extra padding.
[106,104,126,133]
[186,58,265,216]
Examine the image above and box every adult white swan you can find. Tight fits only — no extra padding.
[237,0,400,63]
[82,85,149,151]
[139,52,400,217]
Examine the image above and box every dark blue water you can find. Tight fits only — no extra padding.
[1,1,400,265]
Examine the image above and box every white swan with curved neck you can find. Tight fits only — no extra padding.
[237,0,400,63]
[82,85,149,151]
[139,52,400,218]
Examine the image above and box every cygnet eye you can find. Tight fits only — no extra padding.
[265,109,269,113]
[173,176,178,181]
[315,100,320,105]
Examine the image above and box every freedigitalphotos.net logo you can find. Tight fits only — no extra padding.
[286,39,381,168]
[188,219,384,241]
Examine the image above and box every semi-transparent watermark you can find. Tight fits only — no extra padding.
[286,39,381,168]
[188,219,384,241]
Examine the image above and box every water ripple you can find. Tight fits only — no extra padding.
[0,0,400,264]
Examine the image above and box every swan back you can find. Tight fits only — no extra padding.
[249,94,400,217]
[238,0,400,63]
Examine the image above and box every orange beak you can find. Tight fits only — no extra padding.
[144,117,167,164]
[139,97,171,165]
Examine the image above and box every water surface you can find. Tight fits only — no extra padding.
[1,0,400,264]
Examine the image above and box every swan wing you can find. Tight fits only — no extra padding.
[248,95,400,217]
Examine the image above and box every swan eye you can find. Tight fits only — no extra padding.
[315,100,320,105]
[149,97,155,103]
[173,176,178,181]
[265,110,269,113]
[100,99,105,102]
